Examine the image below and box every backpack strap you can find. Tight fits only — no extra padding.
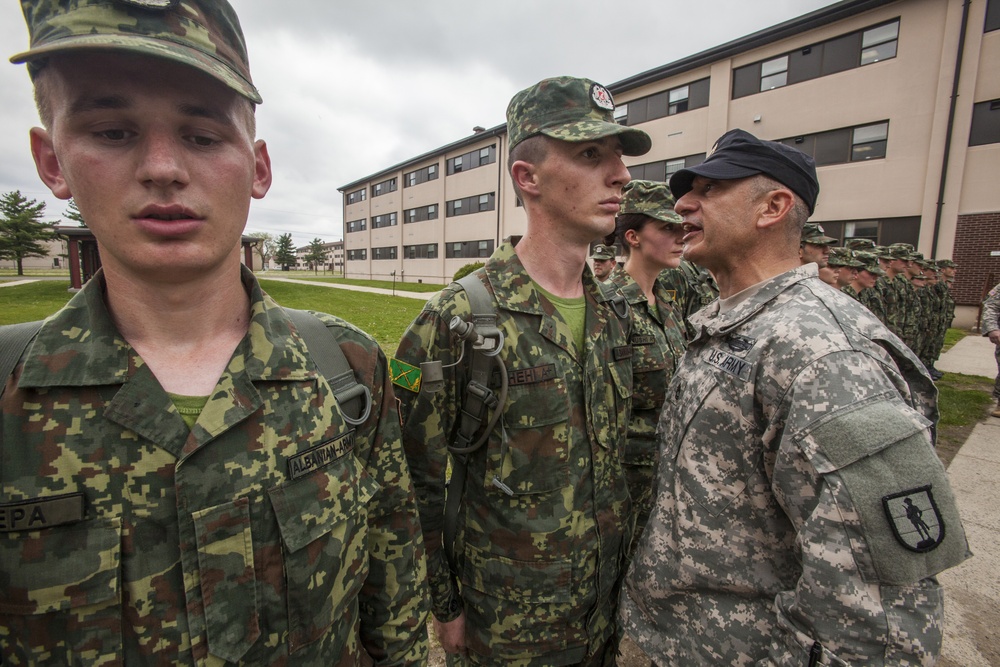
[284,308,372,427]
[0,320,43,400]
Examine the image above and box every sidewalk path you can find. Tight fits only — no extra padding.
[259,276,432,301]
[936,335,999,666]
[0,279,39,288]
[936,334,996,379]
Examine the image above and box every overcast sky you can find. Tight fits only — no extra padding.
[1,0,840,248]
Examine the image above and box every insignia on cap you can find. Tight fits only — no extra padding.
[590,84,615,111]
[882,485,946,553]
[116,0,178,8]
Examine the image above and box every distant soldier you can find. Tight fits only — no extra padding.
[982,283,1000,418]
[930,259,959,375]
[590,243,617,282]
[658,258,719,340]
[800,223,838,285]
[828,247,862,290]
[845,251,886,323]
[881,244,914,347]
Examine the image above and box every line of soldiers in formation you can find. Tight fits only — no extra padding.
[800,224,957,380]
[593,223,957,381]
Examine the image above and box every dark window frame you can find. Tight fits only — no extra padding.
[447,145,497,175]
[345,218,367,233]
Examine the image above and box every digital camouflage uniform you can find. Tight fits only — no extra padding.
[394,242,634,666]
[622,265,969,666]
[982,283,1000,400]
[607,265,686,546]
[658,259,719,340]
[0,269,429,665]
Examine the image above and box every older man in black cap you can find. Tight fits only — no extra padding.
[620,129,969,666]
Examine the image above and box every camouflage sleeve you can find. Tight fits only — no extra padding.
[324,317,430,665]
[392,290,469,622]
[765,350,967,664]
[982,284,1000,335]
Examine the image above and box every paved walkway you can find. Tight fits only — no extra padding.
[259,275,431,300]
[935,334,999,666]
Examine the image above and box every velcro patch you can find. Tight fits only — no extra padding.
[882,486,945,553]
[288,432,354,480]
[704,348,752,381]
[390,357,422,393]
[507,364,557,386]
[0,493,85,532]
[726,334,756,355]
[613,346,633,361]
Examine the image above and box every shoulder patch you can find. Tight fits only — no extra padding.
[389,357,422,393]
[882,485,945,553]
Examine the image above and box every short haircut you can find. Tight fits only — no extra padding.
[748,174,809,241]
[507,135,549,200]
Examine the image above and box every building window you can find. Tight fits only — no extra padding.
[620,78,710,126]
[987,0,1000,32]
[779,121,889,166]
[447,145,497,175]
[404,164,438,188]
[447,193,495,217]
[446,240,495,258]
[346,218,367,233]
[404,204,439,223]
[371,177,397,198]
[373,212,397,229]
[760,55,789,91]
[372,246,398,260]
[733,19,900,99]
[851,122,889,161]
[405,243,438,259]
[970,99,1000,146]
[347,249,367,260]
[860,21,899,65]
[346,188,366,205]
[628,154,706,182]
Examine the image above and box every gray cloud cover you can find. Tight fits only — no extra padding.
[0,0,837,247]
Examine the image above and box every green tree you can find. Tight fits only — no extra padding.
[0,190,58,276]
[303,238,329,275]
[274,233,296,271]
[63,199,87,227]
[247,231,276,270]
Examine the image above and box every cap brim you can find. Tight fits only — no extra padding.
[668,161,762,199]
[542,121,651,156]
[804,235,838,245]
[11,36,262,104]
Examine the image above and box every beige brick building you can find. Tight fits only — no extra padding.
[339,0,1000,325]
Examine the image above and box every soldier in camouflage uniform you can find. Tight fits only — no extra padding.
[880,244,914,346]
[846,251,888,323]
[799,223,838,286]
[621,128,969,665]
[589,243,617,282]
[827,246,862,290]
[982,283,1000,417]
[393,77,650,666]
[0,1,429,664]
[929,259,959,376]
[604,180,688,549]
[657,259,718,340]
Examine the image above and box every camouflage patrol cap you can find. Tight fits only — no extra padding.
[11,0,261,104]
[589,243,616,261]
[885,243,915,260]
[845,238,876,251]
[801,222,837,246]
[937,259,957,268]
[506,76,651,155]
[855,251,886,275]
[619,180,683,224]
[828,247,863,268]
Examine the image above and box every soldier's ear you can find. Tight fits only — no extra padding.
[756,188,794,232]
[511,160,541,199]
[31,127,72,200]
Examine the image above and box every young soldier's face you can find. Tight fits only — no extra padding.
[30,52,271,283]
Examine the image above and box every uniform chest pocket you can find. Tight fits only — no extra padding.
[0,517,122,664]
[269,454,377,653]
[675,365,762,517]
[485,378,570,495]
[631,338,668,411]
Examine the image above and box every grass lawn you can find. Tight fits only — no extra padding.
[262,273,445,293]
[0,280,74,324]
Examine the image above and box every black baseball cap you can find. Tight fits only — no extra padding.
[669,129,820,214]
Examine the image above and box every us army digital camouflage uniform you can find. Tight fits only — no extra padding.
[983,283,1000,400]
[0,268,429,665]
[394,242,634,666]
[622,264,969,666]
[657,259,719,340]
[606,265,686,547]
